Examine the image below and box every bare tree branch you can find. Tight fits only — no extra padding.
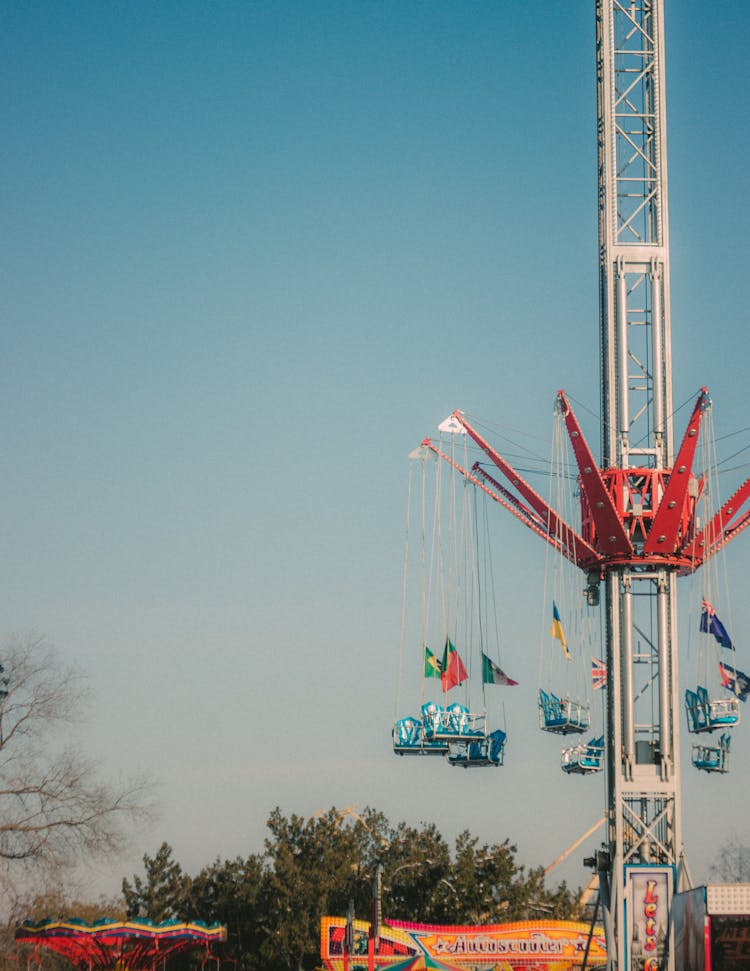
[0,634,154,876]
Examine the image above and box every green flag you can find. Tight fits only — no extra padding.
[424,646,443,678]
[482,652,519,686]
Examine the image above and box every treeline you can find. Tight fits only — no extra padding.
[17,807,582,971]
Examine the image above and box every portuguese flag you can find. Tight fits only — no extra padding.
[441,637,468,691]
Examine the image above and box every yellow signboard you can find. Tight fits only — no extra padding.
[321,916,607,971]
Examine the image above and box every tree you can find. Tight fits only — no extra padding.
[380,820,453,923]
[123,846,266,970]
[0,889,127,971]
[0,634,151,881]
[256,806,581,971]
[710,835,750,883]
[260,808,371,971]
[118,806,581,971]
[446,831,521,924]
[382,827,579,926]
[122,842,191,921]
[186,856,265,971]
[15,889,126,923]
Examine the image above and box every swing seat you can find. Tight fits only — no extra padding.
[392,717,449,756]
[706,696,740,727]
[448,729,507,768]
[446,702,486,737]
[538,690,590,735]
[421,702,486,740]
[692,733,731,773]
[698,684,740,727]
[685,687,740,734]
[420,702,445,738]
[685,688,709,733]
[561,736,604,774]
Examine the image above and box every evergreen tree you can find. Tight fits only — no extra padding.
[117,807,581,971]
[122,842,191,921]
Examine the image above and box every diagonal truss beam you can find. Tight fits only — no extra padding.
[471,465,547,532]
[643,388,709,555]
[436,412,599,570]
[556,391,634,558]
[420,439,579,562]
[622,798,673,865]
[685,475,750,567]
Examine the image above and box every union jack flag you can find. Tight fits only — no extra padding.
[591,657,607,690]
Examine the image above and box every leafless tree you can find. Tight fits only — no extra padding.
[0,633,152,880]
[710,834,750,884]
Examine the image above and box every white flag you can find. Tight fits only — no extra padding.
[438,414,466,434]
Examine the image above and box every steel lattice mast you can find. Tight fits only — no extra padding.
[596,3,678,967]
[419,3,750,968]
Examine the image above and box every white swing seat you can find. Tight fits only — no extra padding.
[692,733,731,773]
[561,736,604,774]
[392,717,449,756]
[421,702,486,741]
[539,689,590,735]
[685,686,740,734]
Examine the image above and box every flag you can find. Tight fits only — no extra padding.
[441,637,468,691]
[424,646,443,678]
[718,661,750,702]
[700,599,733,648]
[438,414,466,434]
[591,657,607,690]
[550,601,572,660]
[482,652,518,686]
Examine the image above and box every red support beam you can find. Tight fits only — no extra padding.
[556,391,634,559]
[684,474,750,567]
[425,417,599,570]
[422,439,562,552]
[642,389,709,555]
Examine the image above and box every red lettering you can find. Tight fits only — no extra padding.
[638,877,663,964]
[644,880,658,903]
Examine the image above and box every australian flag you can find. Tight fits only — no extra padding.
[700,599,733,649]
[719,661,750,702]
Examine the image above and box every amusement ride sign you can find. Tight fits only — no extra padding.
[321,916,607,971]
[625,866,673,971]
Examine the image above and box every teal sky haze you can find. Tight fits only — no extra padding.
[2,1,750,899]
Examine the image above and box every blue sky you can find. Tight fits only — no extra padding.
[2,1,750,902]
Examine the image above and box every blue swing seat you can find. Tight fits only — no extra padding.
[448,729,507,768]
[421,701,486,741]
[685,686,740,734]
[561,735,604,774]
[538,689,590,735]
[392,716,449,756]
[692,733,731,773]
[685,688,708,732]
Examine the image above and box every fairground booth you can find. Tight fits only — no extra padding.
[321,917,606,971]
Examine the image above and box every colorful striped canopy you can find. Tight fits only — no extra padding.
[15,918,227,971]
[385,955,467,971]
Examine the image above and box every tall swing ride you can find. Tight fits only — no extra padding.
[392,3,750,970]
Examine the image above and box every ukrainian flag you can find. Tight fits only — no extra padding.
[550,601,572,659]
